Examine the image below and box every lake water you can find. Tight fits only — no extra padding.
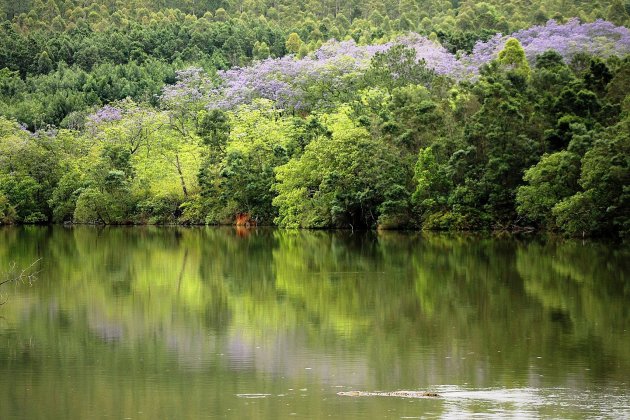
[1,226,629,419]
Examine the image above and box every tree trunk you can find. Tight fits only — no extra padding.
[175,154,189,197]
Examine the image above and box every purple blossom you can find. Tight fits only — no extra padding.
[208,39,407,110]
[85,100,160,148]
[17,123,36,137]
[88,105,123,124]
[159,20,630,111]
[160,68,213,109]
[397,33,469,78]
[464,19,630,72]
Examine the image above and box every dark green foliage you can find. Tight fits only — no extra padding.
[73,144,138,225]
[516,151,581,227]
[48,168,82,223]
[362,45,436,91]
[555,118,630,237]
[198,109,230,152]
[273,109,412,229]
[452,67,537,227]
[437,29,497,54]
[137,194,182,224]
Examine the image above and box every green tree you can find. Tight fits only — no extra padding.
[411,147,452,226]
[446,63,538,229]
[498,37,530,81]
[362,44,436,91]
[273,107,411,229]
[606,0,630,26]
[73,143,137,224]
[553,116,630,237]
[285,32,302,55]
[0,117,66,223]
[36,50,53,73]
[253,41,270,59]
[516,151,581,227]
[386,84,443,151]
[205,100,296,224]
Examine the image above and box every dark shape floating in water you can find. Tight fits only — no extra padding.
[337,390,442,398]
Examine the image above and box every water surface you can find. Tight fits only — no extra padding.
[1,227,629,418]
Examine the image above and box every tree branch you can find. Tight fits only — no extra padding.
[0,259,41,305]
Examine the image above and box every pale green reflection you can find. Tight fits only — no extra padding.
[0,227,629,419]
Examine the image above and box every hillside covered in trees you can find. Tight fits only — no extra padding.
[0,0,629,237]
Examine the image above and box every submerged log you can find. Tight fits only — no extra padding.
[337,390,442,398]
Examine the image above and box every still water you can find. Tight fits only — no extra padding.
[0,226,629,419]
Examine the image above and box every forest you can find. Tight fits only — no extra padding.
[0,0,629,237]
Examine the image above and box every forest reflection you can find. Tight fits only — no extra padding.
[1,227,628,411]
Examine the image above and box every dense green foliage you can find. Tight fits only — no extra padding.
[0,1,629,237]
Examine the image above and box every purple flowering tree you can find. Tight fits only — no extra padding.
[160,68,215,137]
[162,38,449,112]
[87,99,162,156]
[397,33,469,79]
[464,19,630,71]
[87,105,123,126]
[158,20,630,112]
[87,99,201,199]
